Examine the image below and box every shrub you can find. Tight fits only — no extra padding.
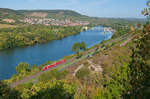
[76,67,90,80]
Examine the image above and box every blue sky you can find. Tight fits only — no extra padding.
[0,0,147,18]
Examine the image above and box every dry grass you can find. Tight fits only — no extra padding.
[91,42,133,75]
[65,36,135,77]
[29,12,48,18]
[0,24,18,29]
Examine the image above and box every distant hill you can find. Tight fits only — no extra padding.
[0,8,146,24]
[0,8,23,19]
[0,8,90,23]
[18,10,84,18]
[0,8,88,20]
[125,18,146,22]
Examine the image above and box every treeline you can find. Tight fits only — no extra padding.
[101,21,143,38]
[0,25,82,50]
[107,23,131,38]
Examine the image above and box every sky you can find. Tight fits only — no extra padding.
[0,0,147,18]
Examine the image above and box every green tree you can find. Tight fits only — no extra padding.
[80,42,86,51]
[72,42,81,53]
[0,25,82,50]
[127,1,150,98]
[20,81,76,99]
[0,81,21,99]
[72,42,86,53]
[16,63,30,74]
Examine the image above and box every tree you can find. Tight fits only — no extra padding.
[72,42,81,53]
[0,81,21,99]
[20,81,76,99]
[16,63,30,74]
[72,42,86,59]
[0,25,82,50]
[127,1,150,98]
[72,42,86,53]
[80,42,86,51]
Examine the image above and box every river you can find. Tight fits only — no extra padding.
[0,26,113,80]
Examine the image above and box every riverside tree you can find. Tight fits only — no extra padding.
[72,42,86,58]
[72,42,86,53]
[16,63,30,74]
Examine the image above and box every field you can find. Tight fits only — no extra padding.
[0,24,18,29]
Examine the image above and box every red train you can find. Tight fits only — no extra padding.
[42,59,66,71]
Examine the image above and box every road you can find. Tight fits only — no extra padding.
[73,64,84,76]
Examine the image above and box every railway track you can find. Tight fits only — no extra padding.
[10,33,133,88]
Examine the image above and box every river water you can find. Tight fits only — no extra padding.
[0,26,113,80]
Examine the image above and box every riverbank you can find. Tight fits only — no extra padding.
[0,25,82,50]
[0,26,113,81]
[7,32,134,87]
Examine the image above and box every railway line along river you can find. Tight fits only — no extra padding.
[0,26,113,80]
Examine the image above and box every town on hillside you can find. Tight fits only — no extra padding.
[21,18,90,26]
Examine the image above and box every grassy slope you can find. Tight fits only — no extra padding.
[0,24,18,28]
[66,34,134,79]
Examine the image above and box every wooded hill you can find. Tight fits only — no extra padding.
[0,8,88,21]
[0,8,146,24]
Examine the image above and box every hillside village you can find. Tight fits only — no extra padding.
[22,17,90,26]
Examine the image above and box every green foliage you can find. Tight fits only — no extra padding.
[7,63,41,84]
[127,23,150,98]
[102,63,130,99]
[72,42,81,53]
[126,2,150,98]
[76,67,90,80]
[20,81,76,99]
[16,82,34,93]
[31,64,39,72]
[72,42,86,53]
[0,4,147,99]
[142,0,150,20]
[38,69,68,83]
[0,81,21,99]
[112,24,131,38]
[16,63,30,74]
[80,42,86,51]
[0,25,82,50]
[0,8,23,20]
